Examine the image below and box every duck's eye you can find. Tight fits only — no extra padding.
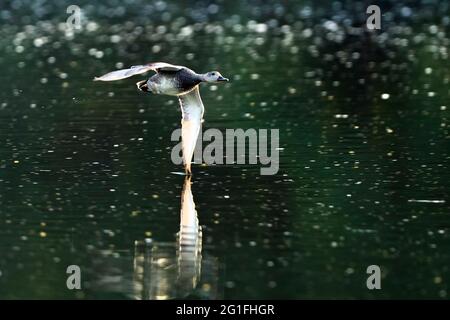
[211,72,216,76]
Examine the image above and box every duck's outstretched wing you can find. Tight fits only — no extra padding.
[179,86,204,174]
[93,62,184,81]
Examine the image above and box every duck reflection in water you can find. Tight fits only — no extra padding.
[133,177,220,299]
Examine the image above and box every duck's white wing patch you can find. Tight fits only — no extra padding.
[148,62,184,72]
[178,86,204,173]
[93,62,184,81]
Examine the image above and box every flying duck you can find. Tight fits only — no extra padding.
[94,62,229,175]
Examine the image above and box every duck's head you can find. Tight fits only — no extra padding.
[202,71,229,83]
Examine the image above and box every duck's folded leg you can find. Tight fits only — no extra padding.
[136,80,150,92]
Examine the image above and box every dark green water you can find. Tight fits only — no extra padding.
[0,1,449,299]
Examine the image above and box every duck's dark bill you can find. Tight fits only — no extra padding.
[218,76,229,81]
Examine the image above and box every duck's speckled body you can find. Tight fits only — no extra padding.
[145,68,202,96]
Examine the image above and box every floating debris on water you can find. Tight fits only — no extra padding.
[408,199,446,204]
